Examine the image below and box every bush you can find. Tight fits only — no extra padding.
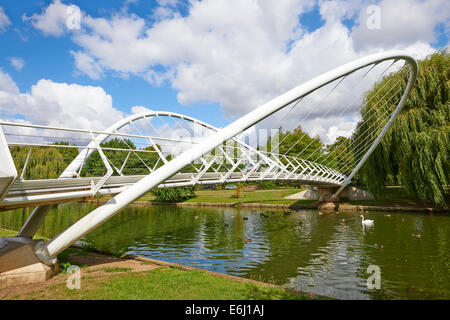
[151,187,196,202]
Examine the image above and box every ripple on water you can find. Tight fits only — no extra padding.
[1,204,448,299]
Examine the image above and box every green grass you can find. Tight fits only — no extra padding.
[86,267,132,273]
[103,267,132,273]
[138,188,304,205]
[25,267,309,300]
[14,246,311,300]
[116,185,450,209]
[0,228,49,239]
[0,228,17,237]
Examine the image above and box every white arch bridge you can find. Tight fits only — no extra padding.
[0,51,417,271]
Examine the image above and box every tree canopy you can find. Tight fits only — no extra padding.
[81,138,161,177]
[10,138,164,179]
[269,125,325,161]
[357,50,449,207]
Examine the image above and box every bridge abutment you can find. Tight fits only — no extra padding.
[0,237,58,289]
[285,185,374,202]
[329,186,374,201]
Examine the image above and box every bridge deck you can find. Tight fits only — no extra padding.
[0,172,338,211]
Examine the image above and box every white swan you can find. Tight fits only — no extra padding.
[360,215,374,227]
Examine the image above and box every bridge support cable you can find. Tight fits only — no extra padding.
[310,75,403,166]
[295,60,400,163]
[333,64,416,197]
[321,81,404,175]
[284,65,373,158]
[281,75,349,156]
[312,83,403,173]
[331,94,402,174]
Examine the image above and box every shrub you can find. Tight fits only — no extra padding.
[151,187,196,202]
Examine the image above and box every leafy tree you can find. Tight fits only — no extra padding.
[267,125,325,161]
[9,138,165,180]
[82,138,162,176]
[10,143,79,179]
[357,50,449,207]
[323,136,354,173]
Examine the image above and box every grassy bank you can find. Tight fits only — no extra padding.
[0,245,311,300]
[137,187,315,206]
[0,228,16,237]
[135,186,447,210]
[20,266,307,300]
[0,229,312,300]
[0,228,49,239]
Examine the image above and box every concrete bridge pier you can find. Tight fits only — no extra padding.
[285,185,374,202]
[319,186,374,202]
[0,237,58,289]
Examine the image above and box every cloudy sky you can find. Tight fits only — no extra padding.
[0,0,448,144]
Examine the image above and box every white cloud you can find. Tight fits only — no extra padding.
[26,0,448,145]
[76,14,150,73]
[23,0,81,36]
[0,69,19,95]
[157,0,180,7]
[71,50,103,79]
[326,122,357,144]
[351,0,450,51]
[0,69,124,130]
[152,6,179,21]
[70,0,315,113]
[0,6,11,33]
[131,105,153,114]
[9,57,25,71]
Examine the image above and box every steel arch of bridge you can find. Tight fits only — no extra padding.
[0,50,418,262]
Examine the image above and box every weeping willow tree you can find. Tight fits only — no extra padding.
[356,50,449,208]
[10,143,78,179]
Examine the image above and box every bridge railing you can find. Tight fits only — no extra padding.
[0,117,346,211]
[0,119,346,182]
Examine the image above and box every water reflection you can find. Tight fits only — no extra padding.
[0,203,448,299]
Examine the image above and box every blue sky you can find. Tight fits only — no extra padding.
[0,1,228,126]
[0,0,448,134]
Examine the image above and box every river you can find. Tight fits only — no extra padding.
[0,202,448,299]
